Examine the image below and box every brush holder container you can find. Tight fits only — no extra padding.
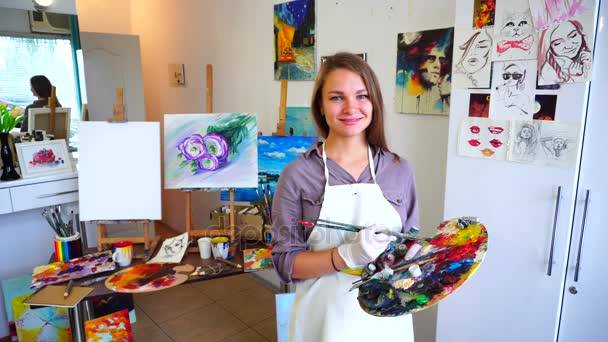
[54,232,83,262]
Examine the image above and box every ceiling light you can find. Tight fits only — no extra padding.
[32,0,54,11]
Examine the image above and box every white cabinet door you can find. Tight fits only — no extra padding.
[558,1,608,340]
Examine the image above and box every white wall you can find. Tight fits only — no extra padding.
[76,1,455,341]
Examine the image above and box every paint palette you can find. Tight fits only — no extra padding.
[105,263,194,293]
[31,251,116,290]
[356,217,488,317]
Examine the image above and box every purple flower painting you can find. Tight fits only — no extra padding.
[164,113,258,189]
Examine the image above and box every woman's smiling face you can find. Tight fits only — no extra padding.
[550,21,582,59]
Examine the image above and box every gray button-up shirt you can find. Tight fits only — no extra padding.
[271,143,419,283]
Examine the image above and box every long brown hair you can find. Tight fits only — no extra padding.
[311,52,395,158]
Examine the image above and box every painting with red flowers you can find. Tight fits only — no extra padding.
[15,139,72,178]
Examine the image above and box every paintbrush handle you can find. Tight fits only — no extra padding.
[315,218,365,230]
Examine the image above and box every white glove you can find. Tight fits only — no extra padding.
[337,224,396,269]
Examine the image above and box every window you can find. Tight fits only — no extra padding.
[0,35,79,150]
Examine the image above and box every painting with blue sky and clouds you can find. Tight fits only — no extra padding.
[220,135,317,201]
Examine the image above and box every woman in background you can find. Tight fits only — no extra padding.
[271,52,418,341]
[20,75,61,132]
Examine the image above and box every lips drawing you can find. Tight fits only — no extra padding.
[489,139,503,148]
[468,139,481,146]
[480,148,495,157]
[470,126,480,134]
[488,126,504,134]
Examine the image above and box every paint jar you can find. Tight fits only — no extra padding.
[197,237,212,259]
[211,237,230,259]
[112,241,133,267]
[54,232,83,262]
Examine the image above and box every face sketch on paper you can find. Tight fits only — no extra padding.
[163,237,185,257]
[495,9,536,60]
[495,62,531,115]
[513,122,540,160]
[538,20,592,85]
[454,29,492,88]
[541,136,570,158]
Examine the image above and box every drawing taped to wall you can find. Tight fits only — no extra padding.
[493,0,538,61]
[458,117,509,160]
[164,113,258,189]
[274,0,316,80]
[537,14,595,85]
[395,28,454,115]
[489,60,536,119]
[508,120,580,167]
[453,28,493,88]
[473,0,496,28]
[529,0,593,30]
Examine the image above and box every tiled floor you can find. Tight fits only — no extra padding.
[131,273,278,341]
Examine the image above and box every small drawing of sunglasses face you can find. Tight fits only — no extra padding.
[502,72,523,80]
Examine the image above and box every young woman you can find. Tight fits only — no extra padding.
[21,75,61,132]
[271,52,419,341]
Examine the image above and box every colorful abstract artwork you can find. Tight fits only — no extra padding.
[164,113,258,189]
[508,120,580,167]
[356,217,488,316]
[13,293,69,341]
[468,93,491,118]
[489,60,537,119]
[31,251,116,290]
[84,309,132,342]
[285,107,319,136]
[395,28,454,115]
[529,0,593,30]
[493,0,538,61]
[473,0,496,28]
[453,28,493,89]
[537,13,595,85]
[533,95,558,120]
[243,247,273,272]
[458,117,510,160]
[221,135,316,201]
[274,0,316,80]
[105,264,193,294]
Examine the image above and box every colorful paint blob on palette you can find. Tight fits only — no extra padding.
[104,264,191,293]
[31,251,116,290]
[356,217,488,317]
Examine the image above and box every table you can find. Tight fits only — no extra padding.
[61,242,263,341]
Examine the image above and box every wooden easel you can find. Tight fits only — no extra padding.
[47,86,57,134]
[94,88,158,257]
[184,64,236,253]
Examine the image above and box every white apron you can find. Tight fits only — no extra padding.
[288,144,414,342]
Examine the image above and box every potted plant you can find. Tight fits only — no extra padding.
[0,103,24,180]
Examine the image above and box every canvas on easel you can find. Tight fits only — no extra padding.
[28,107,71,144]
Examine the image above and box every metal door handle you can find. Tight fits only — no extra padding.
[37,190,79,198]
[574,190,590,282]
[547,186,562,276]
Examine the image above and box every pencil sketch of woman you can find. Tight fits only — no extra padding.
[495,62,531,116]
[513,122,539,160]
[541,136,569,159]
[454,29,493,88]
[538,19,592,85]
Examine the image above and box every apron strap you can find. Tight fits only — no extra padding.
[321,142,377,186]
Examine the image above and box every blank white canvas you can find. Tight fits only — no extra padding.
[78,122,161,221]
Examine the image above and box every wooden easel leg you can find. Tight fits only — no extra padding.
[96,223,107,251]
[186,192,192,234]
[229,189,235,243]
[143,222,150,250]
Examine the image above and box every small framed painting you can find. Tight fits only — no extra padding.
[28,107,71,145]
[15,139,72,178]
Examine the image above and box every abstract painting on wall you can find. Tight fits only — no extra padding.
[493,0,538,61]
[164,113,258,189]
[453,28,493,89]
[529,0,594,30]
[489,60,537,119]
[84,309,133,342]
[395,28,454,115]
[221,135,317,201]
[469,93,491,118]
[274,0,315,80]
[285,106,319,136]
[12,292,69,341]
[537,12,596,85]
[473,0,496,28]
[533,95,558,120]
[458,117,510,160]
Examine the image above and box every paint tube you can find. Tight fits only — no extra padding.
[404,243,422,260]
